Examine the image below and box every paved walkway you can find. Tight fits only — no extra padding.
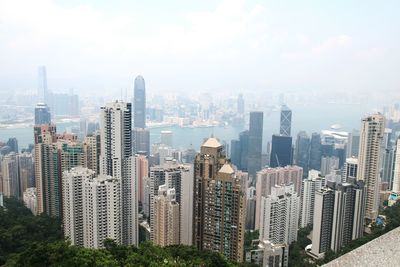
[324,227,400,267]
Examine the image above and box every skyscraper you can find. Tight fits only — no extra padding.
[357,114,385,221]
[83,134,100,174]
[239,130,249,171]
[134,75,146,129]
[38,66,48,102]
[133,128,150,156]
[193,138,246,262]
[381,129,395,187]
[18,152,35,194]
[149,159,193,245]
[1,152,20,199]
[294,131,310,177]
[99,101,138,246]
[230,139,241,168]
[63,167,96,246]
[152,185,180,247]
[309,180,366,258]
[309,187,335,258]
[82,173,121,248]
[248,112,263,178]
[270,134,292,168]
[259,184,300,246]
[280,105,292,137]
[35,103,51,125]
[392,137,400,192]
[346,130,360,158]
[34,124,62,216]
[342,157,358,183]
[300,173,325,228]
[255,166,303,230]
[309,133,322,171]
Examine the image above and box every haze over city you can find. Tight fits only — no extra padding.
[1,0,399,101]
[1,1,400,267]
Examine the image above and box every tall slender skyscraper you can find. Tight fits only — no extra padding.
[99,101,138,246]
[294,131,310,177]
[193,137,246,262]
[280,105,292,137]
[38,66,48,102]
[357,114,385,221]
[248,112,263,178]
[309,133,322,171]
[134,75,146,129]
[392,137,400,192]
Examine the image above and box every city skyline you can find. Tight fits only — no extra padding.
[1,1,400,266]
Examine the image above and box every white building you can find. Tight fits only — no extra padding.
[23,187,37,215]
[255,166,303,230]
[259,184,300,245]
[246,240,289,267]
[63,167,96,246]
[82,174,121,248]
[300,172,325,228]
[99,101,138,246]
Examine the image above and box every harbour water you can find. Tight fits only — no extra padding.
[0,102,372,152]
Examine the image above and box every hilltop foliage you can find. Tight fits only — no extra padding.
[0,198,255,267]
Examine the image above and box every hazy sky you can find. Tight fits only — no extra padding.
[0,0,399,97]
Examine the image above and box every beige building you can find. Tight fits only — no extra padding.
[357,114,385,221]
[193,137,246,262]
[83,134,100,174]
[152,185,180,246]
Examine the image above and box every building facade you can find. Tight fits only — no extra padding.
[357,114,385,221]
[193,138,246,262]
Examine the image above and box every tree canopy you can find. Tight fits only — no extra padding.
[0,198,254,267]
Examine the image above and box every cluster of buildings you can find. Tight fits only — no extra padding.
[1,70,400,267]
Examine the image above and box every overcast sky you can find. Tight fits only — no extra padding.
[0,0,399,98]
